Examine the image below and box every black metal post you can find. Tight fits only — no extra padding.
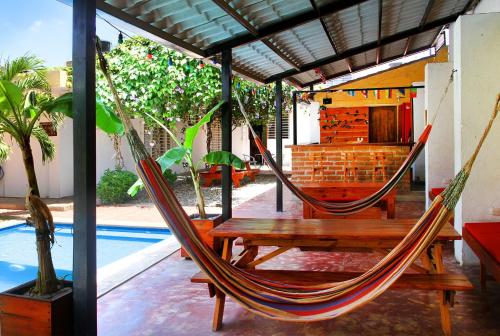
[72,0,97,334]
[221,49,232,220]
[292,92,297,145]
[309,85,314,91]
[275,79,283,212]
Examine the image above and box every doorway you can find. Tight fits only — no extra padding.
[369,106,397,143]
[249,124,264,164]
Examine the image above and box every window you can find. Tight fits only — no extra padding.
[144,125,173,159]
[267,112,289,139]
[209,119,222,151]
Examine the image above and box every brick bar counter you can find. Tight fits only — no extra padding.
[288,143,412,191]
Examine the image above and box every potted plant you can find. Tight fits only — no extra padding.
[0,56,123,335]
[128,102,246,256]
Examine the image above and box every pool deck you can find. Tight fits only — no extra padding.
[95,187,500,336]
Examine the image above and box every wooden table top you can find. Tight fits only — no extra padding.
[210,218,461,241]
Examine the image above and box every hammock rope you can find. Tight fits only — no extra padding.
[235,72,455,215]
[96,40,499,321]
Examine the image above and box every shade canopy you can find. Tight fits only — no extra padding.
[90,0,474,87]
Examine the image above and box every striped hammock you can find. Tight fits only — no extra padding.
[236,94,431,215]
[97,43,499,321]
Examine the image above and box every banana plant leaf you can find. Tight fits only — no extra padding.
[203,151,246,170]
[128,146,187,197]
[183,101,223,150]
[45,93,124,135]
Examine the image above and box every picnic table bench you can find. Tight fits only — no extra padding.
[191,218,472,335]
[299,182,397,219]
[199,161,259,188]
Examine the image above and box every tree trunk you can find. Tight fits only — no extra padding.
[21,139,59,295]
[206,120,213,155]
[190,167,207,219]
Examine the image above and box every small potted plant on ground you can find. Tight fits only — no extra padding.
[0,56,123,335]
[128,102,245,255]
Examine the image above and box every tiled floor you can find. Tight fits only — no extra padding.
[97,188,500,336]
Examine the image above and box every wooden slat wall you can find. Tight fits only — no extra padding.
[320,107,369,144]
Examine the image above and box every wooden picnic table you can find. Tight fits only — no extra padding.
[299,182,397,219]
[199,161,259,187]
[192,218,472,334]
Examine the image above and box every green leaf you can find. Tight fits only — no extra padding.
[46,93,124,135]
[183,101,223,150]
[202,151,246,170]
[127,178,144,197]
[157,146,187,171]
[128,146,186,197]
[0,80,23,115]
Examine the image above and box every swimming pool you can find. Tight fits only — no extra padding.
[0,223,172,293]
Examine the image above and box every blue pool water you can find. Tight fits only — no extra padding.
[0,223,171,292]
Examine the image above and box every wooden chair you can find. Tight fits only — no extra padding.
[370,152,388,181]
[341,152,358,181]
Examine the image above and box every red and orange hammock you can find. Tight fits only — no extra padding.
[97,42,499,321]
[236,94,433,215]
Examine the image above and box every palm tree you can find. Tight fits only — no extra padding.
[0,55,59,294]
[0,55,123,295]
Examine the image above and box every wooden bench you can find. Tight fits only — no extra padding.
[463,222,500,290]
[190,218,471,335]
[192,270,472,333]
[199,161,259,188]
[299,182,397,219]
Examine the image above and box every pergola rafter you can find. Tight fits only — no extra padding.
[265,13,461,84]
[204,0,370,56]
[211,0,299,70]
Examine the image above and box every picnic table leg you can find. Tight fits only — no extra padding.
[212,238,232,331]
[431,243,452,336]
[480,262,487,291]
[386,197,396,219]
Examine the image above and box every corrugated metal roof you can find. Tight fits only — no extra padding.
[270,20,335,66]
[322,0,379,52]
[96,0,472,87]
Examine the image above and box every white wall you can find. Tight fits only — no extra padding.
[96,119,143,182]
[0,118,143,198]
[453,12,500,264]
[474,0,500,13]
[267,112,294,168]
[412,83,426,182]
[297,102,320,145]
[424,63,454,208]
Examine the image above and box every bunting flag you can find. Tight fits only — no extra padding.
[398,88,405,96]
[410,88,417,98]
[361,89,368,98]
[347,90,355,97]
[373,89,380,99]
[387,89,392,99]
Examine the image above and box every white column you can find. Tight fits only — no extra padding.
[424,63,454,208]
[453,13,500,264]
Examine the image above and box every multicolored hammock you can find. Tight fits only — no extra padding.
[97,43,499,321]
[235,76,452,215]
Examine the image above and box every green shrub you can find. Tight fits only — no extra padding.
[97,169,137,204]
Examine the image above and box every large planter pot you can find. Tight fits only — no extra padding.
[181,214,224,258]
[0,280,73,336]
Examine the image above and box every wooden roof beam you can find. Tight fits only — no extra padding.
[308,0,352,72]
[211,0,299,70]
[264,13,461,83]
[205,0,370,56]
[376,0,383,64]
[298,45,432,88]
